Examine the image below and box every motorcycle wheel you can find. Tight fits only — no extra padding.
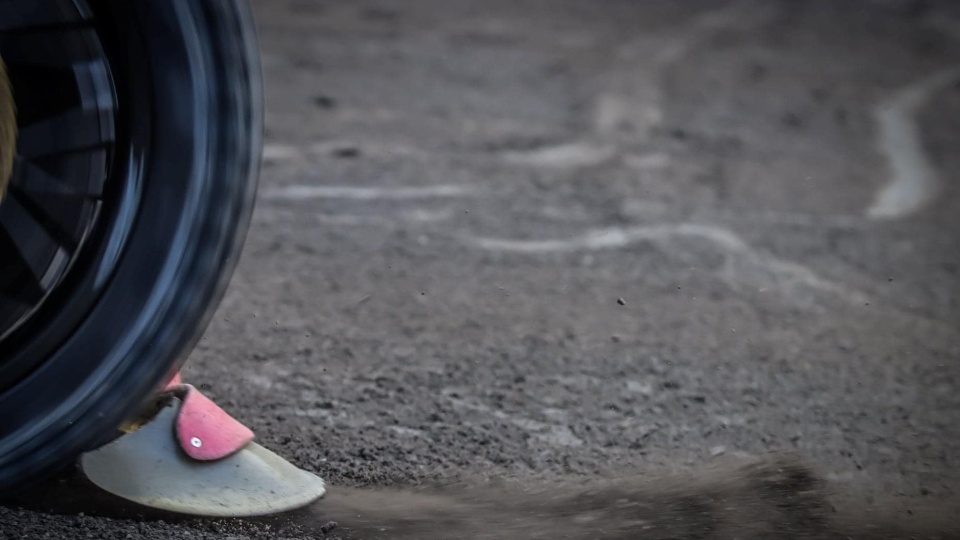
[0,0,262,492]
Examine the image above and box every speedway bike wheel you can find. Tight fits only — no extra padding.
[0,0,262,491]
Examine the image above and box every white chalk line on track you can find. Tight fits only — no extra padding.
[261,184,478,201]
[465,223,868,305]
[868,67,960,219]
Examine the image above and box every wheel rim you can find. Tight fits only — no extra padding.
[0,0,262,491]
[0,1,120,388]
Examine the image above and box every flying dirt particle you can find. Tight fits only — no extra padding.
[314,95,336,109]
[780,111,804,128]
[332,146,361,158]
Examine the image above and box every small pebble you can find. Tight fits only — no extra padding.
[332,146,360,158]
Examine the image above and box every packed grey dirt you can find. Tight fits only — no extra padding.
[3,0,960,538]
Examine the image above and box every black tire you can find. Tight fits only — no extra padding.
[0,0,262,492]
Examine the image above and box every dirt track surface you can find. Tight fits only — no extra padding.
[4,0,960,538]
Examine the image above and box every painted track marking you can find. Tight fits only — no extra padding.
[261,185,477,201]
[868,68,960,219]
[466,223,867,304]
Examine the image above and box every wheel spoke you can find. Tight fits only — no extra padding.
[28,150,108,197]
[11,155,99,198]
[0,245,44,306]
[6,186,84,251]
[3,64,82,126]
[17,107,112,158]
[0,1,90,32]
[0,0,117,346]
[0,28,98,67]
[0,193,57,302]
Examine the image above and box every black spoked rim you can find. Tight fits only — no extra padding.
[0,0,262,491]
[0,0,123,390]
